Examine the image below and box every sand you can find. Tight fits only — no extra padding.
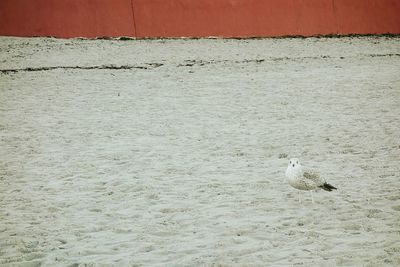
[0,36,400,266]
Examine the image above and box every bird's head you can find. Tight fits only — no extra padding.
[285,158,301,178]
[288,158,301,169]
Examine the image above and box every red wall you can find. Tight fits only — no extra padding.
[0,0,135,38]
[335,0,400,35]
[133,0,338,38]
[0,0,399,38]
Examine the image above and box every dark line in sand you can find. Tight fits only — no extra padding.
[1,53,398,74]
[0,63,164,74]
[176,53,400,67]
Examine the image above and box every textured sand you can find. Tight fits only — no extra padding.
[1,36,400,266]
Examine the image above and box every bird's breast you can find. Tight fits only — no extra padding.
[288,178,312,191]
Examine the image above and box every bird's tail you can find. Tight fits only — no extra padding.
[319,182,337,192]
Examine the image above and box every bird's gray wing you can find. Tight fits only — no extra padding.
[303,169,324,186]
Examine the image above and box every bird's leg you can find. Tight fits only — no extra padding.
[310,191,314,203]
[298,191,302,203]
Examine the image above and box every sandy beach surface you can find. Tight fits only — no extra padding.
[1,36,400,266]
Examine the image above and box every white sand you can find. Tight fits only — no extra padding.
[1,36,400,266]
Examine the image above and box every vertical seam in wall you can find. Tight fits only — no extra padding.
[331,0,339,35]
[130,0,137,37]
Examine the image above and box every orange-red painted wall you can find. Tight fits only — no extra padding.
[0,0,399,38]
[335,0,400,35]
[133,0,338,38]
[0,0,136,38]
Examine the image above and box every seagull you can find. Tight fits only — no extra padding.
[285,158,337,203]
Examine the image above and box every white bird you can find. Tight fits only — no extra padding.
[285,158,337,203]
